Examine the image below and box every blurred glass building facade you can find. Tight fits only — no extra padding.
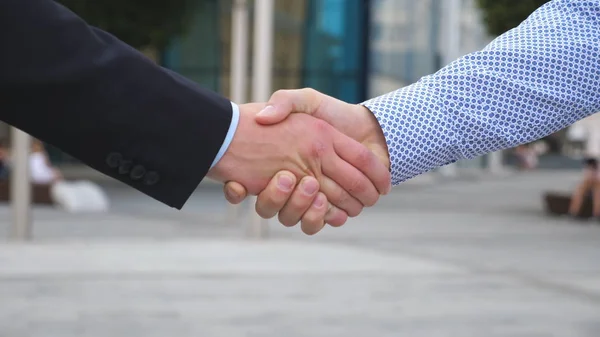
[160,0,488,106]
[368,0,442,97]
[162,0,370,104]
[368,0,489,97]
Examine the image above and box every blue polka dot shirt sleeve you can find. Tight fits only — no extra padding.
[363,0,600,186]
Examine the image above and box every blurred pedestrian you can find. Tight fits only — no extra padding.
[568,158,600,218]
[29,139,63,185]
[514,144,538,171]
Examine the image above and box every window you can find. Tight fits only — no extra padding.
[302,0,368,103]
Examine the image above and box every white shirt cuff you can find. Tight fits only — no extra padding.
[210,101,240,169]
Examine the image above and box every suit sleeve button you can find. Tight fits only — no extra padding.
[143,171,160,186]
[130,165,146,180]
[118,160,133,175]
[106,152,122,168]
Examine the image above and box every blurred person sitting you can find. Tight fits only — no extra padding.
[29,139,63,184]
[568,158,600,218]
[29,139,109,212]
[514,143,538,170]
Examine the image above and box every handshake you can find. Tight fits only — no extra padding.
[207,88,391,235]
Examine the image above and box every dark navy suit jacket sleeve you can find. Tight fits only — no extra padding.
[0,0,233,209]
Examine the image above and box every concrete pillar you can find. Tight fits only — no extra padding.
[487,151,504,174]
[228,0,250,222]
[9,128,31,241]
[248,0,275,238]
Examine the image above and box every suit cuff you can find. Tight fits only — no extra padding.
[210,102,240,169]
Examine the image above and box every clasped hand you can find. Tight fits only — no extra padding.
[207,89,390,235]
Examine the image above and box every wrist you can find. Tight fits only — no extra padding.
[209,102,241,172]
[207,143,236,183]
[206,102,263,183]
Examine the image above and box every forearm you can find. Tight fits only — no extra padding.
[364,0,600,184]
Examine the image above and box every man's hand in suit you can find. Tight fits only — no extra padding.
[207,101,391,234]
[222,89,390,234]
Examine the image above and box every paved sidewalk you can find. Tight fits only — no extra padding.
[1,170,600,336]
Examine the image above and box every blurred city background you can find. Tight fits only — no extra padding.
[1,0,600,336]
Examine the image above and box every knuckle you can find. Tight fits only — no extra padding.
[278,213,299,227]
[300,87,317,96]
[310,140,327,159]
[312,118,331,133]
[272,89,288,100]
[346,204,363,218]
[347,178,377,207]
[331,188,349,207]
[348,177,367,195]
[354,147,373,168]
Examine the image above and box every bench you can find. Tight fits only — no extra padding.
[543,192,593,218]
[0,180,54,204]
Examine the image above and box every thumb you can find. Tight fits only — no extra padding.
[255,88,324,125]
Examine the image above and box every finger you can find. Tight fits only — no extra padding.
[319,176,363,217]
[332,131,392,196]
[323,204,349,227]
[255,88,324,125]
[255,171,297,219]
[278,176,320,227]
[322,152,380,207]
[223,181,248,204]
[301,192,329,235]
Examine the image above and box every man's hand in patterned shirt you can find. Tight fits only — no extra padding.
[223,88,391,235]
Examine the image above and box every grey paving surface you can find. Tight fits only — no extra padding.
[1,170,600,337]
